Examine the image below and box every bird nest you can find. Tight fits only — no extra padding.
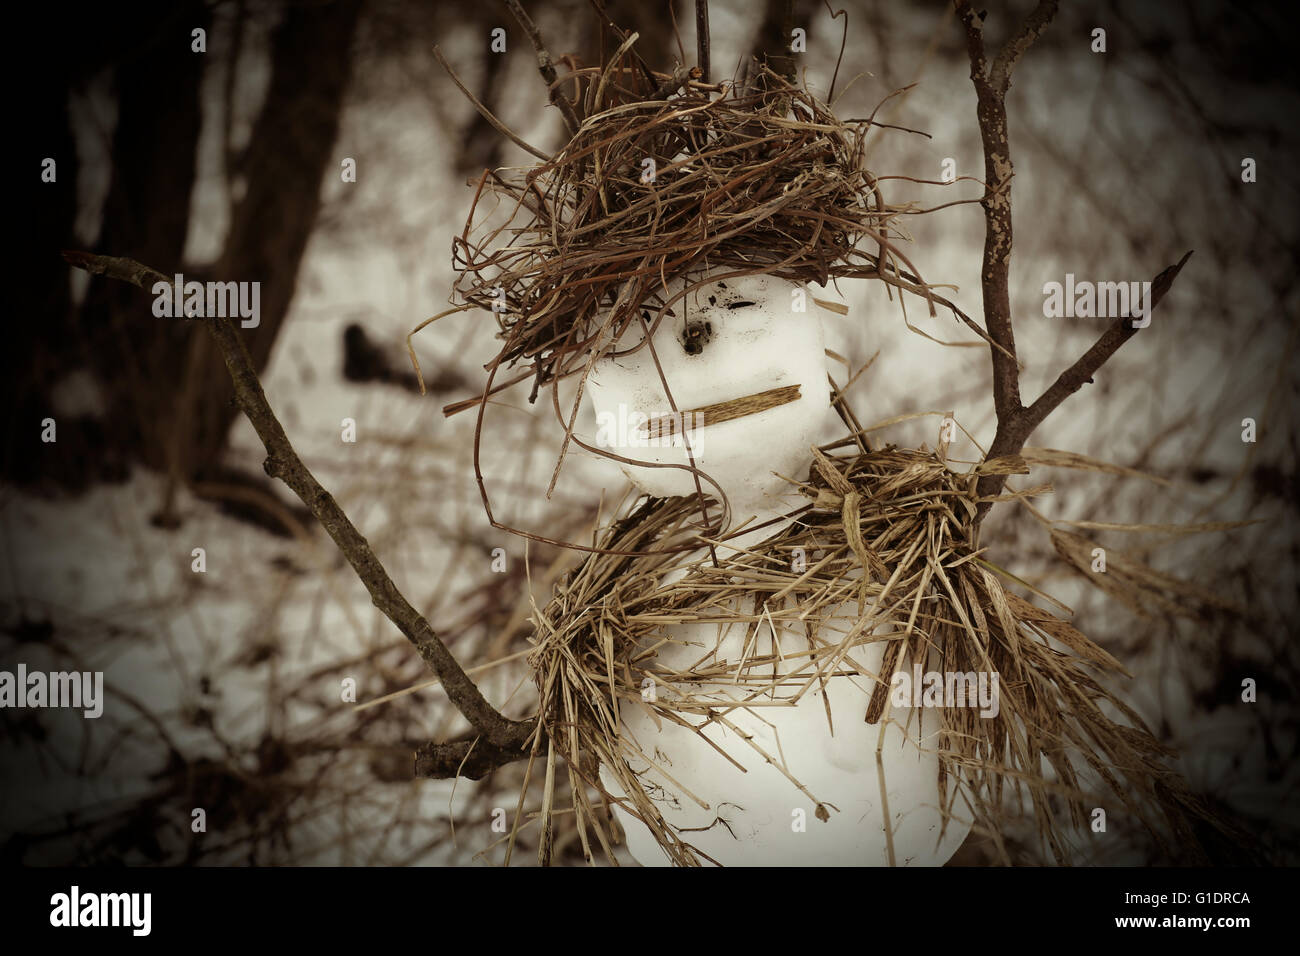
[524,439,1242,866]
[448,54,940,403]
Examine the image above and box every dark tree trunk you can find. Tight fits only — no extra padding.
[82,0,213,486]
[6,37,84,488]
[6,1,210,492]
[746,0,817,90]
[174,0,365,493]
[42,0,366,532]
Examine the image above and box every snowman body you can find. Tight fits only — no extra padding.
[584,275,972,865]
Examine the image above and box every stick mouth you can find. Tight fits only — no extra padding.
[637,384,803,440]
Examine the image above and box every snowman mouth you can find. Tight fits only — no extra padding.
[638,384,802,440]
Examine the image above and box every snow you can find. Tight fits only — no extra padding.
[603,611,973,867]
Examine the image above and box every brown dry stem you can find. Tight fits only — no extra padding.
[951,1,1192,527]
[62,250,535,780]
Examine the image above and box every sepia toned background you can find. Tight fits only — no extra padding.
[4,0,1297,865]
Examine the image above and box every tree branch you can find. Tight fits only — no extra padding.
[973,252,1192,518]
[955,0,1049,429]
[414,736,529,780]
[953,1,1197,529]
[64,250,537,769]
[1019,250,1194,438]
[502,0,580,136]
[972,257,1190,515]
[988,0,1059,93]
[695,0,710,83]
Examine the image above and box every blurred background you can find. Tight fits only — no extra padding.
[4,0,1297,865]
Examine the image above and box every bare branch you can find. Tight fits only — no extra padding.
[972,251,1195,519]
[953,1,1196,530]
[1020,250,1194,436]
[502,0,581,135]
[954,0,1042,428]
[989,0,1060,93]
[63,251,169,290]
[64,251,537,767]
[434,46,550,161]
[415,736,527,780]
[695,0,711,83]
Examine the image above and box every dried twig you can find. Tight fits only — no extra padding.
[639,384,802,438]
[695,0,710,83]
[502,0,580,135]
[434,46,550,161]
[822,1,848,102]
[62,250,536,780]
[951,1,1192,527]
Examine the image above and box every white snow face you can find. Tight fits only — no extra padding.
[585,274,831,524]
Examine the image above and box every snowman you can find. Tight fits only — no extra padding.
[433,31,990,865]
[576,272,973,866]
[428,25,1232,867]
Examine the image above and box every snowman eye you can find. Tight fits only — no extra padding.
[680,320,713,355]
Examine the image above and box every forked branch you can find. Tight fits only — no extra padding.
[952,1,1192,526]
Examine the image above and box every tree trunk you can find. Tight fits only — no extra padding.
[59,0,363,528]
[82,0,213,485]
[174,0,365,492]
[7,26,84,488]
[746,0,817,90]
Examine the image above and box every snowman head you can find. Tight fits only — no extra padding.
[442,58,927,544]
[586,273,832,524]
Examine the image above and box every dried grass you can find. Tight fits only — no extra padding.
[524,432,1250,866]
